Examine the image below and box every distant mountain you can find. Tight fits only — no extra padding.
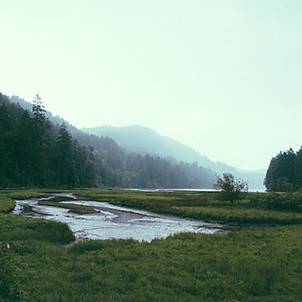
[82,125,266,190]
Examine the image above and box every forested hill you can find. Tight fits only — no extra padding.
[83,125,266,190]
[0,93,97,187]
[1,93,215,189]
[82,125,206,163]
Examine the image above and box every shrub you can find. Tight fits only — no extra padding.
[213,173,248,202]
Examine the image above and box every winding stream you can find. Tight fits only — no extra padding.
[13,193,225,242]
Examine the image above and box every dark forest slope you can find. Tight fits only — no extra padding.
[4,94,215,189]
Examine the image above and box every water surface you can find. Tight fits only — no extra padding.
[13,193,225,242]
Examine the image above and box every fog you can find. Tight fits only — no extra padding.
[1,1,302,170]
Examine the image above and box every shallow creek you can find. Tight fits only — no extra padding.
[13,193,225,242]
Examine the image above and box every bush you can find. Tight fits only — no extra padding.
[213,173,248,202]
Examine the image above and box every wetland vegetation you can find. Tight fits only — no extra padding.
[1,189,302,301]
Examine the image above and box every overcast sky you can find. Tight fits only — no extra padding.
[1,0,301,171]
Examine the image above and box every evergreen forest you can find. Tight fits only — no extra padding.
[0,92,214,189]
[265,147,302,191]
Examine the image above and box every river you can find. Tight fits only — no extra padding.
[13,193,225,242]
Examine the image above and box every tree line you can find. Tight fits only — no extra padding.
[0,93,97,188]
[264,147,302,191]
[0,93,215,189]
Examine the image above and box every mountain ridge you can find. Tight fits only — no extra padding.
[82,125,266,190]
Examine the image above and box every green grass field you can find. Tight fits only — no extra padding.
[1,189,302,301]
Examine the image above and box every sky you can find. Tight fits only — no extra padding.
[1,0,302,171]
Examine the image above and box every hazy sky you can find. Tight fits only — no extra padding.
[1,0,302,171]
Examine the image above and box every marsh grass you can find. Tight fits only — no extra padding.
[2,189,43,200]
[172,206,302,224]
[75,189,302,225]
[0,197,16,213]
[1,225,302,301]
[38,200,98,214]
[47,196,76,202]
[0,214,75,244]
[1,189,302,301]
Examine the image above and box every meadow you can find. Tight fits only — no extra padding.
[1,189,302,301]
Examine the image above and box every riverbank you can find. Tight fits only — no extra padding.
[1,189,302,301]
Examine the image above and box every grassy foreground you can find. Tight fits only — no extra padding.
[0,189,302,301]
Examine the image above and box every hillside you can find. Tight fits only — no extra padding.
[0,93,97,188]
[83,125,266,190]
[6,94,215,189]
